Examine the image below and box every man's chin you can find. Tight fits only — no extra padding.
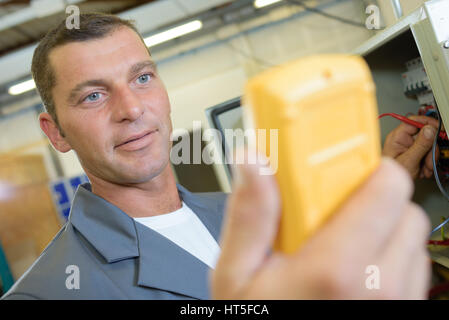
[120,174,160,185]
[115,162,168,185]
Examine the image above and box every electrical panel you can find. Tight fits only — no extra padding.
[353,0,449,295]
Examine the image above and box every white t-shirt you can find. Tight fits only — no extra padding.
[134,201,221,269]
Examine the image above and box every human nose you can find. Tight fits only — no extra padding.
[112,85,144,123]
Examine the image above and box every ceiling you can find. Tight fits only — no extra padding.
[0,0,363,115]
[0,0,159,57]
[0,0,245,108]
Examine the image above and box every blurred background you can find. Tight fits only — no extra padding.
[0,0,429,295]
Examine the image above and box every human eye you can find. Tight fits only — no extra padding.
[136,73,152,85]
[82,92,103,103]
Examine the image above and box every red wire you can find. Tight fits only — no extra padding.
[428,239,449,246]
[378,113,448,140]
[429,281,449,298]
[382,113,449,246]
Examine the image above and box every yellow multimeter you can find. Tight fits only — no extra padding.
[243,54,381,254]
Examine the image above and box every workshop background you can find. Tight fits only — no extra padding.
[0,0,440,297]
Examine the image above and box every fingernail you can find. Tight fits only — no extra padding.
[424,126,436,140]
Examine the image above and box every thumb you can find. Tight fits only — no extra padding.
[399,125,436,176]
[211,151,280,298]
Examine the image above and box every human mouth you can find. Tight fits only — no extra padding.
[115,130,157,151]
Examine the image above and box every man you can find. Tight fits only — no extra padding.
[0,12,438,300]
[2,13,226,300]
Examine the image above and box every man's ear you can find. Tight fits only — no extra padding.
[39,112,72,153]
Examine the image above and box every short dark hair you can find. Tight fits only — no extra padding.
[31,12,150,130]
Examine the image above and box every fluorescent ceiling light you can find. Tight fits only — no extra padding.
[144,20,203,47]
[254,0,282,8]
[8,79,36,95]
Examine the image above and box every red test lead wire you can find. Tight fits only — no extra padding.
[428,239,449,246]
[378,113,448,140]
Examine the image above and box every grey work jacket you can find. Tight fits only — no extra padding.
[1,183,227,300]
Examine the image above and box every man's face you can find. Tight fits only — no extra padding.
[47,26,173,184]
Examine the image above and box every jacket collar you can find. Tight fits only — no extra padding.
[69,183,225,299]
[69,183,139,263]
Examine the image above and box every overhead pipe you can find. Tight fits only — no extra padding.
[391,0,403,19]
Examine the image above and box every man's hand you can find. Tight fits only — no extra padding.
[382,115,439,179]
[211,157,431,299]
